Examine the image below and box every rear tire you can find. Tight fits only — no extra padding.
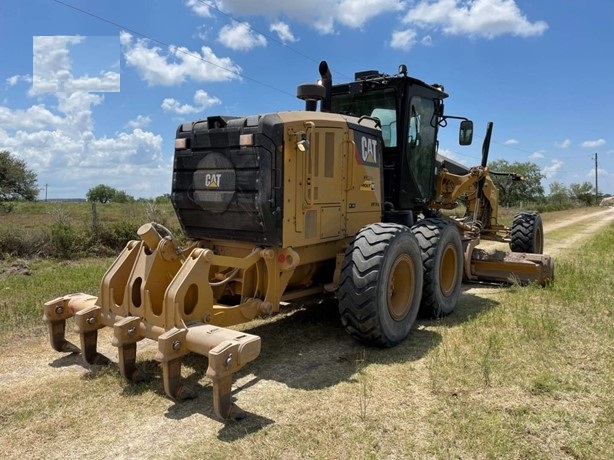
[510,212,543,254]
[338,223,423,347]
[412,218,463,318]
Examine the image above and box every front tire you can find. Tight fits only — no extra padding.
[412,218,463,318]
[510,211,543,254]
[338,223,423,347]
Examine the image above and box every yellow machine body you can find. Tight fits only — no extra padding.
[43,64,553,419]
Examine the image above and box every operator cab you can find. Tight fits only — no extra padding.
[322,63,472,221]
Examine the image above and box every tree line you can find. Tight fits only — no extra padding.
[488,159,602,207]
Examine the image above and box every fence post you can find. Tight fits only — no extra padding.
[91,202,98,233]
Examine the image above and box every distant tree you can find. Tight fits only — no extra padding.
[0,150,38,202]
[87,185,135,203]
[488,159,545,206]
[548,181,571,206]
[113,190,134,203]
[154,193,171,204]
[569,182,594,206]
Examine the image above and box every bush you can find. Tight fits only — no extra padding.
[0,202,15,213]
[50,223,77,259]
[535,202,582,213]
[96,220,140,251]
[0,228,50,258]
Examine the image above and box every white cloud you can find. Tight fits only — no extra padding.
[0,105,64,130]
[126,115,152,129]
[270,22,297,43]
[504,138,518,145]
[191,0,544,41]
[193,89,221,107]
[336,0,405,29]
[161,89,221,115]
[32,36,85,93]
[0,128,84,171]
[0,90,168,198]
[86,129,163,166]
[6,74,32,87]
[119,31,132,46]
[555,138,571,148]
[121,32,242,85]
[202,0,405,34]
[185,0,212,17]
[32,36,120,93]
[0,92,103,137]
[542,159,563,179]
[3,126,168,198]
[580,138,606,148]
[218,22,267,51]
[530,151,544,159]
[63,71,121,92]
[56,92,104,135]
[390,29,418,50]
[586,167,608,178]
[402,0,548,38]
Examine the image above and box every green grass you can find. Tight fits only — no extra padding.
[0,258,113,336]
[0,209,612,459]
[421,225,614,459]
[1,201,178,230]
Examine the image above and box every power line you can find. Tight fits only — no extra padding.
[50,0,296,98]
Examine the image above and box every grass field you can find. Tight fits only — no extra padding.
[0,206,613,459]
[0,200,178,230]
[0,200,180,259]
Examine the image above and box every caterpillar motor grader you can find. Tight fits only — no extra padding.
[43,61,553,419]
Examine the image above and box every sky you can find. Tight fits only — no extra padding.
[1,0,613,199]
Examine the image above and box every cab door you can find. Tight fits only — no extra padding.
[402,96,438,206]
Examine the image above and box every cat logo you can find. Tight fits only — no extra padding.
[353,132,379,166]
[205,173,221,188]
[361,136,378,164]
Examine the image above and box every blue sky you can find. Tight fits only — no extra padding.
[1,0,613,199]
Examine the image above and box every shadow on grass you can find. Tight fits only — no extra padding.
[418,286,502,328]
[49,351,85,368]
[145,301,445,432]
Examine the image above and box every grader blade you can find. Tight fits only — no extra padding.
[468,248,554,285]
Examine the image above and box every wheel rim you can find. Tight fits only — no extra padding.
[439,244,459,297]
[387,254,415,321]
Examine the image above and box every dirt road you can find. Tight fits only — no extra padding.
[1,207,613,459]
[541,206,614,255]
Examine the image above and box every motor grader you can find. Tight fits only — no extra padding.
[43,61,553,419]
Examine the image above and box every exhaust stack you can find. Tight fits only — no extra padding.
[319,61,332,112]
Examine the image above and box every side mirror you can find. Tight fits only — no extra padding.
[459,120,473,146]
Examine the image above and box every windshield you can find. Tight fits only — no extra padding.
[331,88,398,147]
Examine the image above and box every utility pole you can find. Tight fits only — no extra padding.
[594,153,598,205]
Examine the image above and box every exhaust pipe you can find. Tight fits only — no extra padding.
[319,61,332,112]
